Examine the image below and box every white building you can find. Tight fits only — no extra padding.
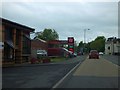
[105,37,120,55]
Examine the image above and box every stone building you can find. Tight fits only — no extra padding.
[105,37,120,55]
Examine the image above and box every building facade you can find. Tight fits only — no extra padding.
[105,37,120,55]
[31,38,48,59]
[0,18,34,65]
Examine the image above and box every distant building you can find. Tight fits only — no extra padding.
[31,38,48,59]
[105,37,120,55]
[47,40,68,48]
[0,18,35,66]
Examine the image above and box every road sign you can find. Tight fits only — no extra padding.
[68,37,74,43]
[68,37,74,53]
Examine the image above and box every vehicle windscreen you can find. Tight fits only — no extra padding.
[90,50,98,54]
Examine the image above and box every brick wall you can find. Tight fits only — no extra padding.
[31,39,48,50]
[31,39,48,58]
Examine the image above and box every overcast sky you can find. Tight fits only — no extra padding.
[1,0,119,43]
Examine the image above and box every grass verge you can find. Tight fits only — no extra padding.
[50,57,67,63]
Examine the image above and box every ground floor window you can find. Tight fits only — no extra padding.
[4,43,14,62]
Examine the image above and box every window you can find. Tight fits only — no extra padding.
[5,27,13,41]
[22,35,31,54]
[108,46,110,50]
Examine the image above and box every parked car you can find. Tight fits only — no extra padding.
[99,52,104,55]
[73,53,77,57]
[37,50,47,56]
[89,50,99,59]
[77,52,83,56]
[68,51,74,58]
[48,48,65,57]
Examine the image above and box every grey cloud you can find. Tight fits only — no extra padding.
[1,2,118,42]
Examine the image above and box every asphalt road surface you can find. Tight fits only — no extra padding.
[2,55,86,88]
[57,56,119,88]
[101,55,119,66]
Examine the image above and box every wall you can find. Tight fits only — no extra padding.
[32,40,47,50]
[31,39,48,59]
[105,40,120,55]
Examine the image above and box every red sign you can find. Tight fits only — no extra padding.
[68,37,74,53]
[69,38,73,43]
[69,48,74,53]
[68,37,74,43]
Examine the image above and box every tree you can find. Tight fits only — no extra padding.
[89,36,106,52]
[77,36,106,53]
[77,41,84,53]
[35,28,59,41]
[74,41,78,53]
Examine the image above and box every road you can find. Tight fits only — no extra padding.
[56,55,119,88]
[2,55,86,88]
[2,55,119,89]
[101,55,119,66]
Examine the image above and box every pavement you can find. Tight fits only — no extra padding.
[102,55,120,66]
[57,56,119,88]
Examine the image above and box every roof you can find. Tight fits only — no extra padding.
[48,40,68,44]
[0,17,35,32]
[106,37,120,44]
[32,38,47,43]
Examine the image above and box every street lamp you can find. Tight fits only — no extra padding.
[84,29,90,44]
[84,29,90,53]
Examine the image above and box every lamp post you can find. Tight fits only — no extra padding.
[84,29,90,53]
[84,29,90,44]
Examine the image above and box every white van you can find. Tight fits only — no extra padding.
[37,50,47,56]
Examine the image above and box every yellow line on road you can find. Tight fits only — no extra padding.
[73,56,119,77]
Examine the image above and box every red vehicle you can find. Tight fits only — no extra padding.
[89,50,99,59]
[47,48,74,58]
[77,52,83,56]
[47,48,63,57]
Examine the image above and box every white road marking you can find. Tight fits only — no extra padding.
[52,61,82,88]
